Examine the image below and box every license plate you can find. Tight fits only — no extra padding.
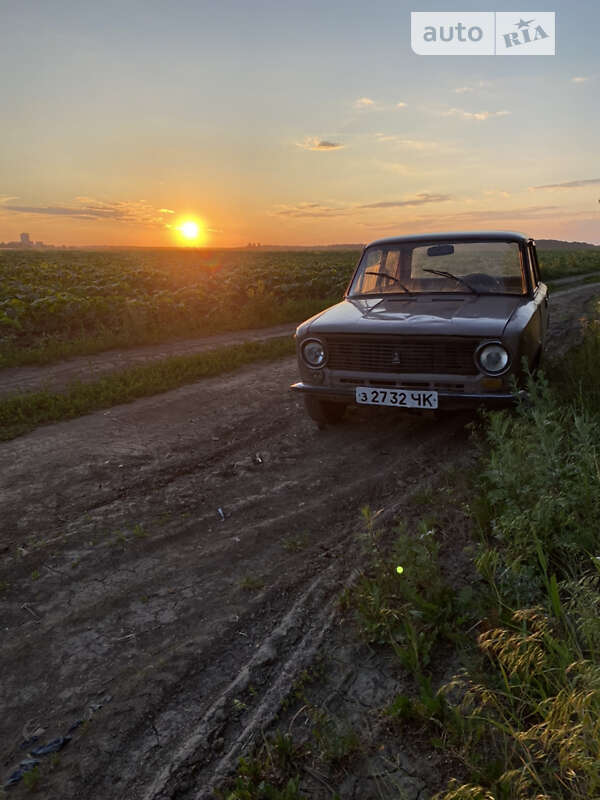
[355,386,438,409]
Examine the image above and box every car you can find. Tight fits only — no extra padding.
[291,231,548,425]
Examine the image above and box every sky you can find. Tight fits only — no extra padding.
[1,0,599,247]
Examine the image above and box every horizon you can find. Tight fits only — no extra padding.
[2,1,599,248]
[3,233,600,251]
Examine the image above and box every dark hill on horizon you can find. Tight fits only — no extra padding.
[536,238,600,250]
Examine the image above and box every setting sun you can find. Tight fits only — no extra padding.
[179,220,199,240]
[168,218,208,246]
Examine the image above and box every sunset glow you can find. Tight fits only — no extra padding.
[0,2,598,247]
[176,219,203,245]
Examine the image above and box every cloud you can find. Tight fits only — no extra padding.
[531,178,600,190]
[159,208,175,214]
[354,96,375,109]
[353,97,407,111]
[453,80,492,94]
[297,137,344,151]
[483,190,511,198]
[375,134,444,150]
[442,108,510,121]
[271,193,452,219]
[572,76,589,83]
[375,161,410,175]
[0,197,178,227]
[356,205,564,230]
[359,193,453,209]
[271,202,348,218]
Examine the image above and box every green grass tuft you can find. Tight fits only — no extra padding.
[0,336,294,440]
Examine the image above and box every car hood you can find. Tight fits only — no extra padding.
[307,294,523,338]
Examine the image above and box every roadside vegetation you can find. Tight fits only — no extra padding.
[0,336,294,440]
[1,247,598,368]
[222,310,600,798]
[537,247,600,281]
[0,248,358,367]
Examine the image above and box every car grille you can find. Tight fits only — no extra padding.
[324,335,479,375]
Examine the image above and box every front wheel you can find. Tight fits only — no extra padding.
[303,395,346,426]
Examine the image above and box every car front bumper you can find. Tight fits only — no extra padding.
[290,381,525,408]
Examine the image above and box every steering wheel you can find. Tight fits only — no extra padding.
[463,273,503,290]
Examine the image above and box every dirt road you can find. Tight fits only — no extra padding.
[1,284,598,799]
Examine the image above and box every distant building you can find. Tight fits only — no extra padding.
[0,233,53,249]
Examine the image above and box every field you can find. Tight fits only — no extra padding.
[0,248,359,367]
[1,246,599,368]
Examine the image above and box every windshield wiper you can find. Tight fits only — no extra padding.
[365,271,412,294]
[422,268,479,295]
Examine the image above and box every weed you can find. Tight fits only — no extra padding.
[30,569,40,581]
[305,706,360,766]
[233,698,248,714]
[22,765,40,790]
[350,519,468,678]
[221,733,306,800]
[407,487,435,507]
[283,535,308,553]
[238,575,265,592]
[132,523,147,539]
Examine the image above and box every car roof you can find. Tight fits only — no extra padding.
[366,230,531,247]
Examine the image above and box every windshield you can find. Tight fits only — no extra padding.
[349,241,525,296]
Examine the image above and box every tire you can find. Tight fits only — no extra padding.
[303,395,346,426]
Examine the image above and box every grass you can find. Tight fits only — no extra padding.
[547,273,600,292]
[0,294,334,369]
[347,512,469,676]
[0,335,294,440]
[238,575,266,592]
[346,318,600,799]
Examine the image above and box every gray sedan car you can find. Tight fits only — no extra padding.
[291,231,548,425]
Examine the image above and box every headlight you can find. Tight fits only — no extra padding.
[477,342,510,375]
[301,339,327,368]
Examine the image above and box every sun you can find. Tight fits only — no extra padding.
[171,217,207,246]
[179,220,199,240]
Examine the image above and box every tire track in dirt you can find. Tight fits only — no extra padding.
[0,358,471,799]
